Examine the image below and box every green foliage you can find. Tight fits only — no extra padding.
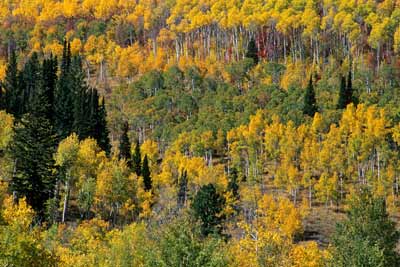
[119,122,132,167]
[245,38,259,65]
[142,155,152,191]
[191,184,226,237]
[303,76,318,117]
[132,140,141,176]
[330,190,400,267]
[152,218,228,267]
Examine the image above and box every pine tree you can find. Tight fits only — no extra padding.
[227,168,239,200]
[346,69,354,104]
[95,97,111,155]
[337,75,347,109]
[337,70,354,109]
[191,184,226,236]
[331,190,400,267]
[0,83,4,110]
[55,41,74,139]
[303,75,318,117]
[119,121,132,167]
[4,50,21,117]
[10,63,58,217]
[245,37,259,65]
[177,169,188,208]
[72,57,92,138]
[18,52,41,116]
[142,155,152,191]
[132,140,141,176]
[41,54,58,123]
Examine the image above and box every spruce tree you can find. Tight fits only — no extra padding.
[346,69,354,104]
[119,121,132,167]
[337,70,354,109]
[95,97,111,155]
[177,169,188,208]
[245,37,259,65]
[4,50,21,117]
[227,168,239,200]
[132,140,142,176]
[337,75,347,109]
[10,62,57,217]
[142,155,152,191]
[0,83,4,110]
[72,56,92,139]
[55,41,74,139]
[22,52,41,114]
[303,75,318,117]
[191,184,226,236]
[41,54,58,123]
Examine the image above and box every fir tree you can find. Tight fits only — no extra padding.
[41,54,58,123]
[21,52,41,114]
[227,168,239,200]
[119,121,132,167]
[132,140,141,176]
[95,97,111,155]
[191,184,226,236]
[55,41,74,139]
[337,70,355,109]
[71,57,92,139]
[0,83,4,110]
[10,65,57,217]
[303,75,318,117]
[245,37,259,65]
[337,75,347,109]
[177,169,188,208]
[4,50,21,117]
[142,155,152,191]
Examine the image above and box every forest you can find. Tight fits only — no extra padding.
[0,0,400,266]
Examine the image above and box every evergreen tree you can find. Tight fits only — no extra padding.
[41,54,58,123]
[0,83,4,110]
[245,37,259,65]
[22,52,41,114]
[191,184,226,236]
[336,75,347,109]
[227,168,239,200]
[330,190,399,267]
[142,155,152,191]
[10,65,57,217]
[303,75,318,117]
[72,57,92,139]
[95,97,111,155]
[177,169,188,208]
[4,50,21,117]
[337,70,355,109]
[55,41,74,139]
[132,140,141,176]
[119,121,132,167]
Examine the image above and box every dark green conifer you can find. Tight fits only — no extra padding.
[95,97,111,155]
[119,122,132,167]
[142,155,152,191]
[245,37,259,65]
[55,41,74,139]
[303,75,318,117]
[132,140,142,176]
[10,61,57,217]
[191,184,226,236]
[177,169,188,208]
[4,50,21,116]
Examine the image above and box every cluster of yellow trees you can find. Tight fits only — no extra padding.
[1,0,400,81]
[227,103,400,208]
